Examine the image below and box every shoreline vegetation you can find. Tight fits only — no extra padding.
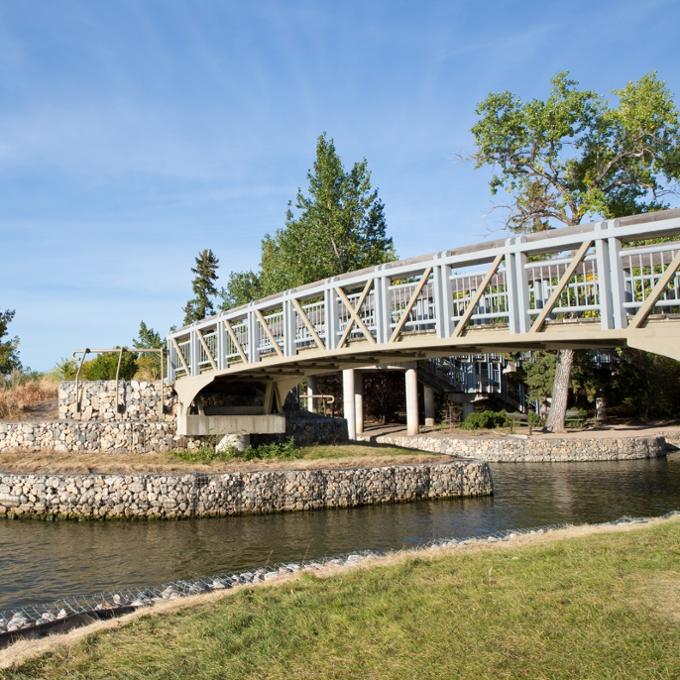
[1,515,678,678]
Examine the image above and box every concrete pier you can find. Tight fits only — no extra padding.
[405,367,419,436]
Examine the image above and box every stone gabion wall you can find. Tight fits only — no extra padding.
[0,413,349,455]
[58,381,174,422]
[370,433,668,462]
[0,421,202,454]
[0,460,492,520]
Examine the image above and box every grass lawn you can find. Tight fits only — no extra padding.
[0,444,441,475]
[3,519,679,679]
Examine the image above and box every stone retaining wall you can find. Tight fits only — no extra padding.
[58,381,173,422]
[369,432,668,462]
[0,413,348,454]
[0,421,202,454]
[0,460,492,520]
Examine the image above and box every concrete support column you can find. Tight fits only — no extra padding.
[405,367,419,436]
[306,376,318,413]
[423,384,435,428]
[343,369,357,440]
[355,372,364,435]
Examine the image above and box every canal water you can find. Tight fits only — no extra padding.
[1,453,679,612]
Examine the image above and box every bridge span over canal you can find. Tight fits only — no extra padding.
[167,209,680,438]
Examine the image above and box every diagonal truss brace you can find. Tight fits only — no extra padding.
[389,267,433,343]
[196,331,217,370]
[170,336,190,375]
[629,249,680,329]
[224,319,248,363]
[255,309,284,358]
[530,240,593,333]
[292,298,326,350]
[336,280,376,348]
[451,255,504,337]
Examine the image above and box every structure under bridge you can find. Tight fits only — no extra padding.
[167,209,680,438]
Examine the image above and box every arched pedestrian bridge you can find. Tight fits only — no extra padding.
[168,209,680,438]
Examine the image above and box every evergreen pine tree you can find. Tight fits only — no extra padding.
[183,249,220,325]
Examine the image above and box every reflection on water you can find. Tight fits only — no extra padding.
[1,453,679,611]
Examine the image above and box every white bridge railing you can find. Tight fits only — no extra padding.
[168,210,680,381]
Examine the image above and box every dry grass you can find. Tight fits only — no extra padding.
[0,444,442,475]
[0,379,57,421]
[2,517,679,679]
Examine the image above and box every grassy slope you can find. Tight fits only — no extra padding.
[5,520,680,680]
[0,445,440,474]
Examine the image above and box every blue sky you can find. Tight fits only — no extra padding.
[1,0,679,370]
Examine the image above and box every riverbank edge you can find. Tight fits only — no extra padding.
[0,458,492,521]
[366,432,670,462]
[2,512,677,671]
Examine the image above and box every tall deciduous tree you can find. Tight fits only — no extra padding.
[0,309,21,376]
[221,134,395,308]
[472,72,680,431]
[183,249,220,325]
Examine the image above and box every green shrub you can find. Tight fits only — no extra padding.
[527,412,542,427]
[82,352,138,380]
[172,438,300,464]
[460,409,509,430]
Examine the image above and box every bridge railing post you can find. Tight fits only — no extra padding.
[373,269,391,343]
[167,340,176,382]
[432,257,451,338]
[324,285,338,351]
[247,308,259,364]
[504,238,519,334]
[594,221,614,330]
[606,221,627,329]
[438,258,453,337]
[513,236,530,334]
[217,320,227,371]
[283,296,296,357]
[189,328,199,376]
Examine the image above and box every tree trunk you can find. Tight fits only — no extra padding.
[545,349,574,432]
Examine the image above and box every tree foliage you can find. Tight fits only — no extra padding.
[220,270,262,310]
[133,321,164,380]
[221,134,395,308]
[183,249,220,324]
[472,71,680,231]
[0,309,22,377]
[522,351,556,403]
[81,351,138,381]
[133,321,162,349]
[472,72,680,429]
